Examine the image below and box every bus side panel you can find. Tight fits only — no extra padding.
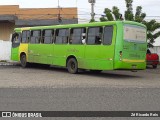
[99,45,115,70]
[28,44,54,64]
[38,44,53,64]
[11,47,19,61]
[84,45,103,70]
[66,45,85,68]
[28,44,36,63]
[53,44,67,66]
[84,45,115,70]
[19,44,28,61]
[114,23,123,69]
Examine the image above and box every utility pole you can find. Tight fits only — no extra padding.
[88,0,96,21]
[58,0,60,8]
[58,0,62,23]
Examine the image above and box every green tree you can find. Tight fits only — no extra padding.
[125,0,134,21]
[90,18,96,23]
[143,20,160,47]
[112,6,121,20]
[135,6,146,22]
[99,0,160,47]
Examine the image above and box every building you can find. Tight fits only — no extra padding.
[0,5,78,41]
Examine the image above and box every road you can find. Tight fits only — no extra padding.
[0,65,160,120]
[0,65,160,88]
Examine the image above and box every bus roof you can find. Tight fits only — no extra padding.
[14,21,146,32]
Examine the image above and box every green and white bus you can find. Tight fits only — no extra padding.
[11,21,147,73]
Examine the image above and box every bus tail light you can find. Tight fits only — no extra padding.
[119,51,122,61]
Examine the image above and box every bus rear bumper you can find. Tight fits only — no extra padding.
[114,61,146,70]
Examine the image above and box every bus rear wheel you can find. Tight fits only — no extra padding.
[20,54,29,68]
[67,58,78,74]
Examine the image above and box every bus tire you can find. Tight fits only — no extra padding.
[20,54,29,68]
[67,58,78,74]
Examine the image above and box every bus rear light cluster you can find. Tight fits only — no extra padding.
[119,51,122,61]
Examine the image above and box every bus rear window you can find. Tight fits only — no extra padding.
[124,25,146,43]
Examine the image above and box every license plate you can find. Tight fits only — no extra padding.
[132,65,137,69]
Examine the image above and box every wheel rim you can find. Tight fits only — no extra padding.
[70,61,75,71]
[67,58,78,74]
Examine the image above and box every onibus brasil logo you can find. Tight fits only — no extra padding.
[2,112,42,117]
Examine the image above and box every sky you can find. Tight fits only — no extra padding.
[0,0,160,45]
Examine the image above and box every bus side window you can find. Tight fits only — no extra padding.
[81,28,86,44]
[12,34,20,43]
[70,28,86,44]
[103,26,113,45]
[42,30,54,44]
[12,33,20,47]
[87,27,102,45]
[55,29,69,44]
[30,30,41,44]
[81,29,86,44]
[22,31,30,43]
[26,31,30,43]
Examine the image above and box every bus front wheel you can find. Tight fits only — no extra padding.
[67,58,78,74]
[20,54,29,68]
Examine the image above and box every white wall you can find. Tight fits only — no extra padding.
[0,40,11,61]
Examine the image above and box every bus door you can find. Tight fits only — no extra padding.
[84,27,103,69]
[11,33,21,61]
[28,30,41,63]
[85,26,115,70]
[39,30,54,64]
[53,29,69,66]
[100,26,115,70]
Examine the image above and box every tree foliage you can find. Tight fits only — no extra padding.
[143,20,160,47]
[125,0,134,21]
[99,0,160,47]
[135,6,146,22]
[90,18,96,23]
[112,6,121,20]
